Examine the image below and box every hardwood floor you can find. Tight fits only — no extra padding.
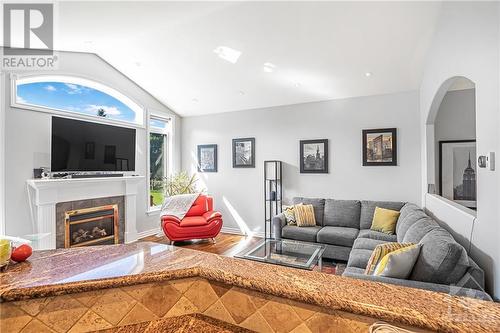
[139,232,340,274]
[139,232,262,257]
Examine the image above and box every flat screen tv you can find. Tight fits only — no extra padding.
[51,117,136,172]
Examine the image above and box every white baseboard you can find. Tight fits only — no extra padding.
[136,227,162,239]
[221,226,265,238]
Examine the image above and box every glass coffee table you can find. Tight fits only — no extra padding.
[235,238,326,270]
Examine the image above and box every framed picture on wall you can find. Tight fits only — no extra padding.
[362,128,397,166]
[233,138,255,168]
[300,139,328,173]
[439,140,477,209]
[197,144,218,172]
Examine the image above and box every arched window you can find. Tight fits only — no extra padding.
[13,75,144,126]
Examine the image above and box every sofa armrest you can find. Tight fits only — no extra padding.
[342,271,492,301]
[272,213,286,240]
[464,257,486,290]
[202,210,222,221]
[161,215,181,224]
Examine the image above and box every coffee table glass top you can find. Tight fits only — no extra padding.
[235,239,325,270]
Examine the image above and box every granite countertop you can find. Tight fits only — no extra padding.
[1,242,499,332]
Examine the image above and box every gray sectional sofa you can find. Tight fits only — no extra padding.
[272,197,492,300]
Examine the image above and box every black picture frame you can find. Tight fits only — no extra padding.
[362,128,397,166]
[439,140,477,210]
[197,144,218,172]
[300,139,329,173]
[232,138,255,168]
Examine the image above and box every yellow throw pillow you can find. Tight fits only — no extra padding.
[374,244,422,279]
[294,204,316,227]
[364,242,414,275]
[370,207,400,234]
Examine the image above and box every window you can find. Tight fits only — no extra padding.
[149,117,169,208]
[13,75,144,126]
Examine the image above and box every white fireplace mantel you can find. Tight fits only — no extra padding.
[26,176,145,250]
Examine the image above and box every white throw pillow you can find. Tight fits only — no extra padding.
[373,244,422,279]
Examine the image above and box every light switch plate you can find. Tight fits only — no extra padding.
[489,152,495,171]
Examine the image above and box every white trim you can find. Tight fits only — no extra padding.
[146,207,161,216]
[136,227,162,240]
[10,73,146,128]
[0,72,5,235]
[425,193,477,218]
[221,226,264,238]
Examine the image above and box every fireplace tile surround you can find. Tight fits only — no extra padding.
[56,196,125,248]
[26,176,144,250]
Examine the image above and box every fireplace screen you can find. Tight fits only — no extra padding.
[64,204,119,247]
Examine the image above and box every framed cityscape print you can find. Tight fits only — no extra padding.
[439,140,476,209]
[197,144,217,172]
[362,128,397,166]
[233,138,255,168]
[300,139,328,173]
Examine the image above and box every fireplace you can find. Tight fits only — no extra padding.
[55,196,125,249]
[65,204,119,247]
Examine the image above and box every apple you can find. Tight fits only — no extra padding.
[11,244,32,262]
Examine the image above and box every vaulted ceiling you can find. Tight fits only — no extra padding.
[57,1,442,117]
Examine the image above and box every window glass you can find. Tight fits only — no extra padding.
[15,77,143,125]
[149,132,167,207]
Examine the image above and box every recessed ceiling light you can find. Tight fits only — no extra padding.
[365,72,372,77]
[213,46,242,64]
[263,62,276,73]
[134,61,141,67]
[238,90,245,95]
[191,98,199,103]
[294,82,301,87]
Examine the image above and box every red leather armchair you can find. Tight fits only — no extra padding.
[161,195,223,243]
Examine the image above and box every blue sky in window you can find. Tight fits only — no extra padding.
[150,118,168,129]
[16,82,136,122]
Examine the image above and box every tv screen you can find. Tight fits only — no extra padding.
[51,117,136,172]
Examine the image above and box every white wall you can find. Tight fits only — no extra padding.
[1,51,181,239]
[0,72,5,236]
[182,91,421,236]
[434,88,476,193]
[420,2,500,298]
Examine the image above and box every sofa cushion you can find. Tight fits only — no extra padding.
[397,203,422,227]
[352,237,388,251]
[282,225,322,243]
[292,197,325,226]
[180,216,208,227]
[358,229,397,242]
[346,248,373,269]
[185,195,208,217]
[317,226,359,247]
[402,217,440,243]
[343,266,366,275]
[323,199,361,228]
[396,208,429,242]
[410,228,470,285]
[360,201,405,230]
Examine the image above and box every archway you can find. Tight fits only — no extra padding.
[426,76,476,211]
